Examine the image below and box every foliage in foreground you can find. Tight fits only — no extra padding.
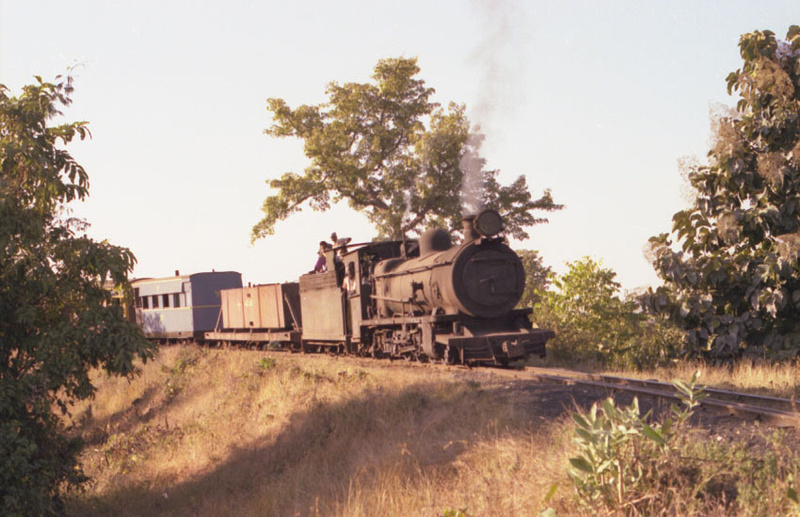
[252,56,562,241]
[567,372,800,515]
[568,372,706,513]
[0,77,153,514]
[533,257,682,369]
[648,26,800,360]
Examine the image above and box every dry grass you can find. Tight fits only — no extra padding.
[65,345,575,516]
[604,360,800,399]
[65,345,800,516]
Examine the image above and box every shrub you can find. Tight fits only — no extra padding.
[568,372,705,513]
[534,257,683,369]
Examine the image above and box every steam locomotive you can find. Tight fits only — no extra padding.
[131,210,553,365]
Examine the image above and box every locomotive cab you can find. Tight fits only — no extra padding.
[298,240,412,353]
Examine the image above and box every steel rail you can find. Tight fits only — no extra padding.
[522,366,800,429]
[525,367,798,411]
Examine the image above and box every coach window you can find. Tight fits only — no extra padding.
[162,294,170,308]
[141,296,149,309]
[173,293,181,308]
[152,295,159,309]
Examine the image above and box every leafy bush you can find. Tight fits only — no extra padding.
[568,371,800,514]
[258,357,277,372]
[161,350,200,399]
[533,257,682,368]
[568,372,705,513]
[516,249,552,308]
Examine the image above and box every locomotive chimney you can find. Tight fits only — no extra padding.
[462,215,480,241]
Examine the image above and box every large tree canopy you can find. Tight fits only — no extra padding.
[648,27,800,360]
[0,77,154,513]
[252,57,561,241]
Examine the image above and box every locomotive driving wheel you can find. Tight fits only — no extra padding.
[402,332,422,362]
[441,345,455,365]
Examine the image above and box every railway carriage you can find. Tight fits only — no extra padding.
[131,271,242,341]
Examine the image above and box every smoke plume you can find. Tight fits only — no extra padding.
[460,0,528,216]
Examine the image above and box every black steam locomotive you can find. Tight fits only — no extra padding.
[135,210,553,365]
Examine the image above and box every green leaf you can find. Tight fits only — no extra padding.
[572,412,591,430]
[569,456,595,474]
[641,424,666,445]
[543,482,559,504]
[574,427,595,443]
[602,398,618,419]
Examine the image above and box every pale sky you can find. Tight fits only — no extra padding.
[2,1,800,291]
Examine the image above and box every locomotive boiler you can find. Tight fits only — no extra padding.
[372,210,525,319]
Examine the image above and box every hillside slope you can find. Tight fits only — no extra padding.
[65,344,800,516]
[66,345,573,516]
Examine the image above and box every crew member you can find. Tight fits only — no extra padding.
[330,232,352,255]
[342,262,358,295]
[314,241,331,273]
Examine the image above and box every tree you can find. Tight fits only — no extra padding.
[516,249,552,308]
[251,57,561,241]
[647,26,800,360]
[535,258,679,368]
[0,77,154,514]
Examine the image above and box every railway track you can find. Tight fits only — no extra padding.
[517,366,800,429]
[232,346,800,429]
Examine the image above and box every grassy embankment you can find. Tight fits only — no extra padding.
[65,344,800,516]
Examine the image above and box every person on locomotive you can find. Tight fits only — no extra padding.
[331,232,352,282]
[313,241,331,273]
[330,232,351,255]
[342,261,358,295]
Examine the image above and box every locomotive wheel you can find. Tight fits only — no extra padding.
[437,346,451,365]
[403,348,421,362]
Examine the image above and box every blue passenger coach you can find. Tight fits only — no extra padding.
[131,271,242,340]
